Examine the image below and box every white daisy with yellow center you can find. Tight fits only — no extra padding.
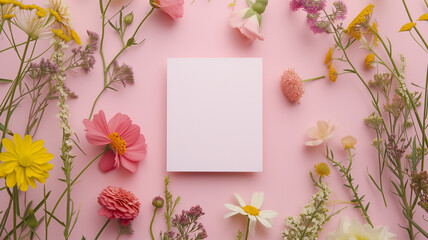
[225,192,278,234]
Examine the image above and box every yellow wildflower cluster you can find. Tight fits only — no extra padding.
[364,53,375,69]
[399,22,416,32]
[314,162,330,177]
[347,4,375,40]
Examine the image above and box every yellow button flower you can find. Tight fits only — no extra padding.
[0,134,53,191]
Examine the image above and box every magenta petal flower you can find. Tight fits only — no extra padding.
[83,110,147,173]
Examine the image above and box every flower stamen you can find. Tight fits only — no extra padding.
[243,205,259,216]
[108,132,127,155]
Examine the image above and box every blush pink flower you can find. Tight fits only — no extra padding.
[150,0,184,20]
[306,120,338,146]
[97,186,141,226]
[229,8,264,41]
[281,69,305,103]
[83,110,147,173]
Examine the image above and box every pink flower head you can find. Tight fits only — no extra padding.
[281,69,305,103]
[97,186,141,226]
[150,0,184,20]
[306,120,338,146]
[83,110,147,173]
[229,9,264,41]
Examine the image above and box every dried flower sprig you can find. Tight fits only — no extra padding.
[169,205,207,240]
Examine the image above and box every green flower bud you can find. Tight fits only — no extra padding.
[124,12,134,26]
[252,0,268,14]
[152,196,165,208]
[27,209,38,229]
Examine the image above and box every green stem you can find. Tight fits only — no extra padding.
[94,219,110,240]
[302,75,325,82]
[88,85,108,120]
[244,218,250,240]
[12,186,19,240]
[401,0,428,51]
[47,150,107,226]
[130,7,155,40]
[150,208,158,240]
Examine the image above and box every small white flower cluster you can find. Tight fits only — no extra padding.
[53,39,74,163]
[282,183,331,240]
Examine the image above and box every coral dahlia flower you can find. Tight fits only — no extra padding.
[83,110,147,173]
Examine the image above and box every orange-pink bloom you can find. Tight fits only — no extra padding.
[83,110,147,173]
[97,186,141,226]
[150,0,184,20]
[281,69,305,103]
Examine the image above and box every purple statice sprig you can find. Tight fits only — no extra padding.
[168,205,207,240]
[290,0,347,34]
[69,30,99,72]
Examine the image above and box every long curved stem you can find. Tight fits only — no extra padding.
[150,208,158,240]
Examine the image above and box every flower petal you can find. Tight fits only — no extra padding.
[250,192,264,209]
[256,216,272,228]
[234,193,247,207]
[119,156,139,173]
[224,211,240,218]
[259,210,278,219]
[122,135,147,162]
[5,171,17,188]
[2,138,16,155]
[224,204,246,215]
[98,151,117,172]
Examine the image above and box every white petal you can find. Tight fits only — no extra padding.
[305,139,324,146]
[250,192,264,209]
[248,214,257,222]
[234,193,247,207]
[256,216,273,228]
[224,211,240,218]
[249,220,256,236]
[259,210,278,219]
[225,204,246,215]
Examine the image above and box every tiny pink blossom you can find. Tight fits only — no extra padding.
[151,0,184,20]
[97,186,141,226]
[83,110,147,173]
[281,69,305,103]
[229,9,264,41]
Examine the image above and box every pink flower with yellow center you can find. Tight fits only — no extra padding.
[83,110,147,173]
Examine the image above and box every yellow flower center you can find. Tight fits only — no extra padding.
[243,205,259,216]
[353,234,369,240]
[108,132,127,155]
[18,155,33,167]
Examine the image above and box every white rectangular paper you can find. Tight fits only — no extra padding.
[167,58,263,172]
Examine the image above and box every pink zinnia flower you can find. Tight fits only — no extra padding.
[83,110,147,173]
[150,0,184,20]
[281,69,305,103]
[229,8,264,41]
[97,186,141,226]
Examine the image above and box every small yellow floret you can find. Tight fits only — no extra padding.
[417,13,428,21]
[71,29,81,45]
[364,53,375,69]
[314,162,330,177]
[399,22,416,32]
[11,0,24,9]
[328,64,337,82]
[52,28,71,42]
[48,8,61,22]
[2,14,14,19]
[0,0,12,4]
[325,47,333,65]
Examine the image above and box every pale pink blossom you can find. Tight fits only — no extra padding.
[83,110,147,173]
[306,120,338,146]
[97,186,141,226]
[229,9,264,41]
[151,0,184,20]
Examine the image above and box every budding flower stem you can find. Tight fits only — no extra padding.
[150,207,159,240]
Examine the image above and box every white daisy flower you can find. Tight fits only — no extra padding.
[225,192,278,235]
[14,8,54,39]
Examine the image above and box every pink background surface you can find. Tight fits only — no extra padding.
[1,0,428,239]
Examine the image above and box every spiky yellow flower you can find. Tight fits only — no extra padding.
[364,53,375,69]
[0,134,54,191]
[399,22,416,32]
[328,64,337,82]
[71,28,81,45]
[369,22,379,47]
[48,8,61,22]
[341,136,357,150]
[314,162,330,177]
[325,47,333,65]
[417,14,428,21]
[52,28,70,41]
[347,4,374,34]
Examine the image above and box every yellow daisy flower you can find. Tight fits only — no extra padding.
[0,134,54,192]
[314,162,330,177]
[399,22,416,32]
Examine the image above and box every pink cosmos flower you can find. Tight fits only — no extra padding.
[150,0,184,20]
[97,186,141,226]
[229,8,264,41]
[83,110,147,173]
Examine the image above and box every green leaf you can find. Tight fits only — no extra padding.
[0,78,12,82]
[44,210,65,227]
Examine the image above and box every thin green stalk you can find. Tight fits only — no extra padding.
[401,0,428,51]
[302,75,325,82]
[130,7,154,40]
[244,218,250,240]
[150,208,158,240]
[94,219,110,240]
[0,197,12,237]
[47,150,107,226]
[12,186,19,240]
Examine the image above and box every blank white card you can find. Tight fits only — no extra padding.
[167,58,263,172]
